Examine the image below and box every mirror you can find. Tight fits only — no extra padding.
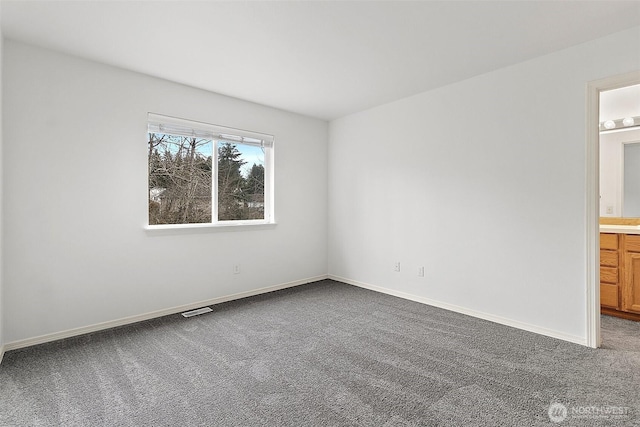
[624,142,640,217]
[600,130,640,217]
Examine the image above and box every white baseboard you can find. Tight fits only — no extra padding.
[1,273,586,360]
[329,275,587,346]
[3,274,329,353]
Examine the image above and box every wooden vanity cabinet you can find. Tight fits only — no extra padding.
[623,235,640,313]
[600,233,620,309]
[600,232,640,320]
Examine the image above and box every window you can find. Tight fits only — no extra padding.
[147,113,274,227]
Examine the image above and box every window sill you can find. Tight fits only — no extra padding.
[144,221,277,235]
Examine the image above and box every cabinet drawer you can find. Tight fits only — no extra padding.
[600,250,618,267]
[600,283,619,309]
[624,235,640,253]
[600,233,618,250]
[600,266,618,284]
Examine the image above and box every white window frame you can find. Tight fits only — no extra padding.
[145,113,275,230]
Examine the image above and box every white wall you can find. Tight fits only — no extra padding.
[3,40,328,344]
[600,129,640,217]
[328,26,640,344]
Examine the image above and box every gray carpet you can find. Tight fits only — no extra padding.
[0,279,639,426]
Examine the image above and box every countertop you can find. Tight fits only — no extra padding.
[600,224,640,235]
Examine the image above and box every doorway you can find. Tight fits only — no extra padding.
[586,71,640,348]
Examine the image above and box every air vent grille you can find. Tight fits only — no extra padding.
[181,307,213,318]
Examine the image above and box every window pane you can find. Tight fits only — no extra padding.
[148,133,213,224]
[218,142,265,221]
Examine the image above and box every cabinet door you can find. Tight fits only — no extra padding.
[623,252,640,313]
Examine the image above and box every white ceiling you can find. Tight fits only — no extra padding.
[2,1,640,121]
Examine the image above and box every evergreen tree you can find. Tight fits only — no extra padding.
[218,143,246,220]
[245,164,265,197]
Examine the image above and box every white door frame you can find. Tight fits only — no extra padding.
[586,70,640,348]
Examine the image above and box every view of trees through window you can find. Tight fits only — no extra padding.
[148,132,265,225]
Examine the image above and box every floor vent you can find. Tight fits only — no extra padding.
[181,307,213,318]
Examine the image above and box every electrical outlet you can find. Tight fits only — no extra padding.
[233,264,240,274]
[418,266,424,277]
[394,262,401,272]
